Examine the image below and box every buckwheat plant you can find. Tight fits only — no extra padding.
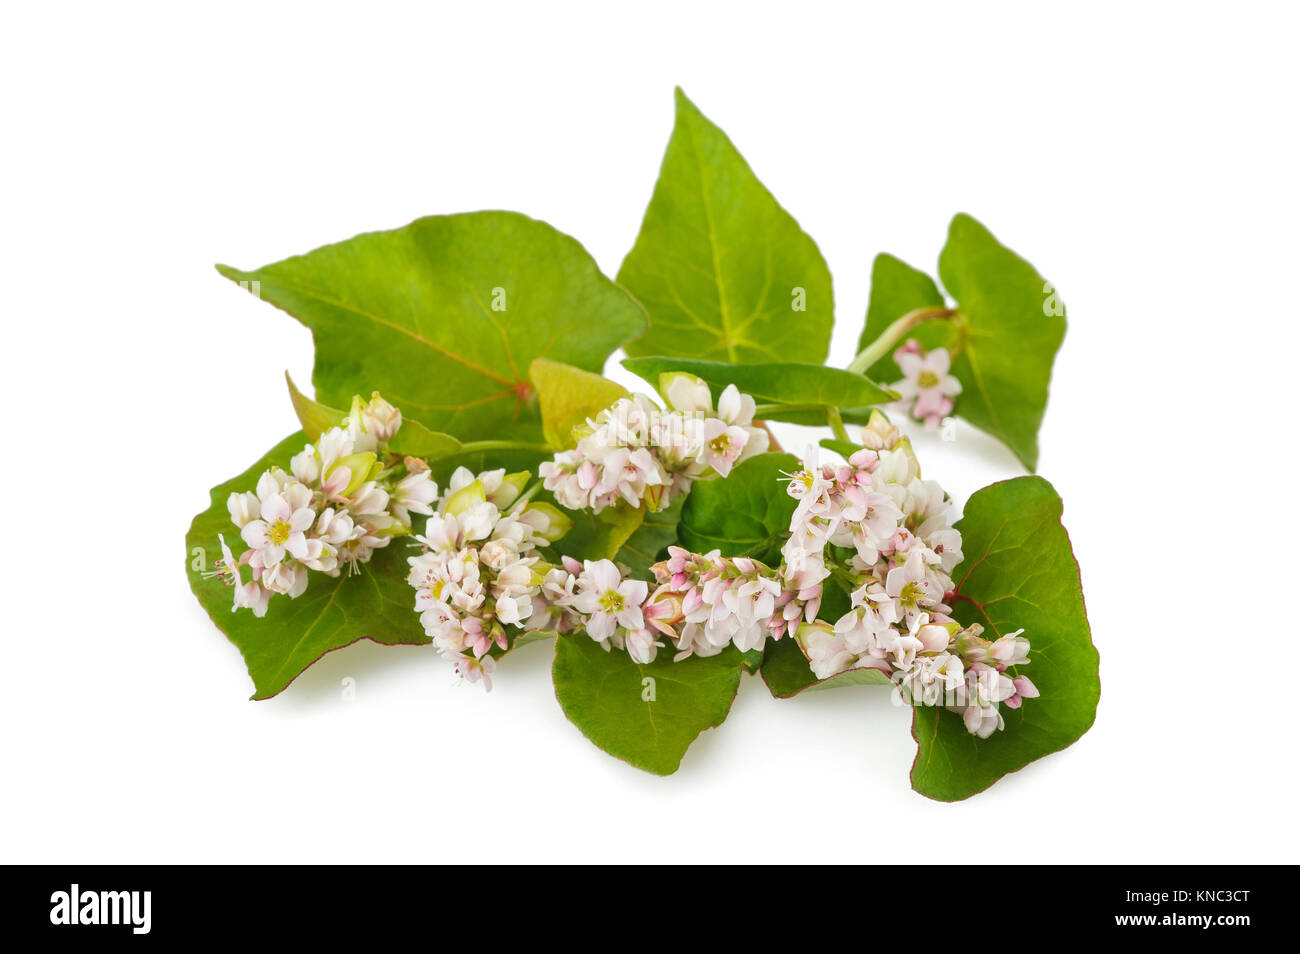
[191,89,1097,794]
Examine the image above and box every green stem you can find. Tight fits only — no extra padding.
[826,406,849,442]
[508,479,544,514]
[458,439,555,455]
[847,306,959,375]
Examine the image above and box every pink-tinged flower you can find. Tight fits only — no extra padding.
[988,629,1031,669]
[962,701,1004,738]
[885,548,940,624]
[573,559,648,640]
[596,446,664,507]
[233,577,271,617]
[643,585,685,638]
[239,491,316,566]
[892,340,962,429]
[360,392,402,441]
[202,534,244,589]
[1005,673,1040,709]
[698,417,750,476]
[622,627,663,664]
[796,621,857,680]
[894,652,965,707]
[453,653,497,691]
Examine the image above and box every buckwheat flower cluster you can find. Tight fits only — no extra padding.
[786,411,1037,737]
[536,557,662,664]
[218,393,438,617]
[538,375,768,514]
[524,544,815,667]
[891,339,962,429]
[406,468,571,689]
[642,547,815,661]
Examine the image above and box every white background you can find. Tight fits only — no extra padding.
[3,2,1297,863]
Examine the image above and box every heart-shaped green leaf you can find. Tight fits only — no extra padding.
[938,215,1066,470]
[217,211,646,443]
[552,634,745,775]
[185,433,428,700]
[856,215,1067,470]
[619,88,833,365]
[679,452,797,565]
[530,357,629,450]
[910,475,1098,801]
[856,253,953,384]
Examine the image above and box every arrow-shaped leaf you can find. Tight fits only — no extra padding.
[856,215,1067,470]
[218,211,646,443]
[619,89,834,365]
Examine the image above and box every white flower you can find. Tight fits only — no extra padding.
[885,549,942,625]
[988,629,1031,669]
[796,622,859,679]
[227,491,260,528]
[893,341,962,429]
[360,392,402,441]
[240,490,316,566]
[661,373,713,414]
[290,445,320,484]
[894,651,965,707]
[391,470,437,526]
[233,577,271,617]
[623,628,662,664]
[698,417,751,476]
[573,560,648,641]
[596,446,665,508]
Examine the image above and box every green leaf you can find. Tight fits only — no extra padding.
[910,475,1098,801]
[762,637,893,698]
[428,447,550,487]
[185,433,428,700]
[679,452,797,565]
[386,418,463,460]
[560,506,647,563]
[938,214,1066,471]
[552,634,745,775]
[285,371,465,460]
[529,357,629,450]
[855,217,1066,471]
[618,88,833,365]
[818,438,862,459]
[856,253,954,384]
[614,496,684,577]
[217,211,646,442]
[285,372,346,440]
[622,356,896,412]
